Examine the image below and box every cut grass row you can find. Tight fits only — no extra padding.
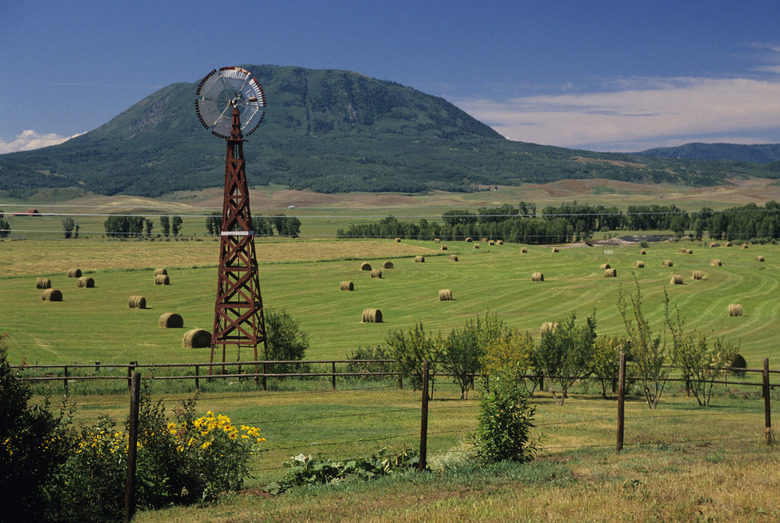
[2,237,777,365]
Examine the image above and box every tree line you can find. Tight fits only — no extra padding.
[205,213,302,237]
[337,201,780,243]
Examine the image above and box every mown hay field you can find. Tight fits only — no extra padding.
[2,237,778,365]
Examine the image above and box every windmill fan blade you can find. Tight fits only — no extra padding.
[195,66,266,139]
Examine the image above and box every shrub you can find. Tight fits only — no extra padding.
[482,328,537,394]
[443,313,505,399]
[345,345,394,380]
[264,309,310,373]
[386,321,443,398]
[472,370,536,464]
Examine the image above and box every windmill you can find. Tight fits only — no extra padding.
[195,66,268,373]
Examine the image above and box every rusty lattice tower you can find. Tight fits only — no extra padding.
[195,67,268,370]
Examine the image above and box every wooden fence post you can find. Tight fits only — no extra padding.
[262,362,267,391]
[63,365,68,396]
[331,361,337,391]
[764,358,772,445]
[616,353,626,453]
[419,361,429,472]
[124,372,141,522]
[194,364,200,392]
[127,361,136,391]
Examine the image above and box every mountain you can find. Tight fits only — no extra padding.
[637,142,780,164]
[0,65,776,198]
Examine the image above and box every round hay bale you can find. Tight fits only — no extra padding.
[756,255,765,262]
[634,261,645,268]
[77,276,95,288]
[434,238,441,243]
[481,237,488,243]
[497,240,504,245]
[438,289,453,301]
[183,328,211,348]
[361,308,382,323]
[440,244,448,251]
[360,262,372,271]
[67,268,82,278]
[741,243,749,249]
[128,295,147,309]
[540,322,558,335]
[159,312,183,328]
[488,240,495,246]
[728,353,747,375]
[679,247,688,254]
[370,269,382,279]
[382,261,394,269]
[599,263,611,270]
[662,259,674,267]
[155,274,170,285]
[551,247,559,253]
[339,281,354,291]
[639,249,646,255]
[687,249,693,254]
[42,289,62,301]
[465,237,473,242]
[692,270,705,280]
[670,274,684,285]
[394,237,401,243]
[531,272,544,282]
[710,242,719,248]
[710,259,722,266]
[473,243,480,250]
[35,277,52,289]
[154,268,167,276]
[725,241,733,247]
[521,247,528,253]
[415,255,425,263]
[728,304,743,317]
[604,268,617,278]
[448,254,459,262]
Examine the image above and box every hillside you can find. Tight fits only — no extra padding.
[637,142,780,163]
[0,65,776,198]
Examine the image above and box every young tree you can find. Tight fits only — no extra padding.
[482,328,537,394]
[171,215,183,237]
[443,313,505,399]
[533,313,597,405]
[144,218,154,236]
[263,309,310,373]
[386,321,443,399]
[673,331,739,407]
[0,217,10,237]
[589,335,624,399]
[61,217,76,239]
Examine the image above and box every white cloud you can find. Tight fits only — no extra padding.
[0,130,83,154]
[453,46,780,152]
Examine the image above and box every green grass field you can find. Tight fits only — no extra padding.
[2,236,777,366]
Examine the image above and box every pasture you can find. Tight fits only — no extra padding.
[1,235,777,366]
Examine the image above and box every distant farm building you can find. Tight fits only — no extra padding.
[13,209,41,217]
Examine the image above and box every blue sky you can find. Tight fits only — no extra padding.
[3,0,780,154]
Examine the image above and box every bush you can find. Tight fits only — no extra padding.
[345,345,394,380]
[482,328,537,394]
[264,309,310,373]
[0,334,71,522]
[386,321,443,398]
[443,313,505,399]
[472,370,536,464]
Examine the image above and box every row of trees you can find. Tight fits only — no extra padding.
[337,201,780,243]
[377,283,740,408]
[103,215,182,238]
[205,213,302,237]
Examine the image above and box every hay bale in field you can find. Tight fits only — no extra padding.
[67,268,82,278]
[725,241,733,247]
[77,276,95,288]
[159,312,183,328]
[360,262,372,271]
[741,243,749,249]
[35,277,51,289]
[382,261,394,269]
[634,261,645,268]
[481,237,488,243]
[692,270,705,280]
[710,259,722,266]
[551,247,559,253]
[361,308,382,323]
[540,322,558,335]
[488,240,495,246]
[183,328,211,348]
[128,295,147,308]
[756,255,765,262]
[448,254,459,262]
[521,247,528,253]
[729,304,743,317]
[639,249,646,255]
[604,268,617,278]
[339,281,354,291]
[42,289,62,301]
[441,244,448,251]
[531,272,544,282]
[465,237,473,242]
[599,263,611,270]
[473,243,480,250]
[414,255,425,263]
[670,274,684,285]
[394,238,401,243]
[662,259,674,267]
[434,238,440,243]
[710,242,719,248]
[370,269,382,279]
[154,268,167,276]
[155,274,170,285]
[438,289,453,301]
[679,247,688,254]
[497,240,504,245]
